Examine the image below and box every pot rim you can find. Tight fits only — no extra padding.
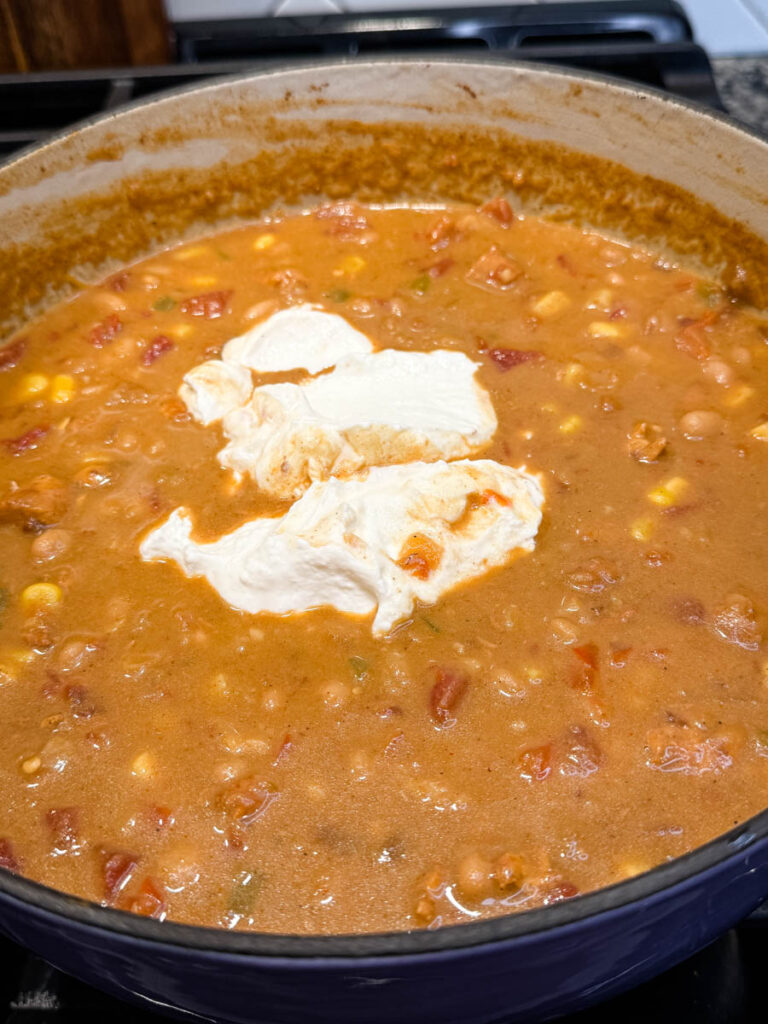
[1,56,767,960]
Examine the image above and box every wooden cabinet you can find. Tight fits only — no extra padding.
[0,0,171,72]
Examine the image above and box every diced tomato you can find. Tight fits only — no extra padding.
[179,290,232,319]
[646,724,733,775]
[102,850,138,899]
[560,726,601,778]
[4,425,49,456]
[480,197,514,227]
[609,647,632,668]
[0,338,26,371]
[218,777,278,826]
[398,533,443,580]
[107,272,129,292]
[540,879,580,904]
[46,807,80,853]
[427,257,454,279]
[128,876,167,920]
[427,215,456,251]
[466,247,521,291]
[518,744,552,782]
[571,643,598,694]
[430,668,469,726]
[0,838,19,872]
[141,334,174,367]
[486,348,543,371]
[89,313,122,348]
[273,733,293,766]
[146,805,175,831]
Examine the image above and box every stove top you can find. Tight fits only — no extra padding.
[0,2,762,1021]
[0,0,723,159]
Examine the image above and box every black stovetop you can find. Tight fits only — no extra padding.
[0,3,763,1021]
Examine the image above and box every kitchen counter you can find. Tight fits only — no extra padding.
[713,56,768,135]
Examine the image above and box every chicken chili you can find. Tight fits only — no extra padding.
[0,200,767,934]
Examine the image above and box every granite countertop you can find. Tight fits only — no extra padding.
[713,56,768,135]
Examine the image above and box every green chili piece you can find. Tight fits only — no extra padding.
[349,656,369,680]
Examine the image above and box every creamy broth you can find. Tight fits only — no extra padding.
[0,200,767,933]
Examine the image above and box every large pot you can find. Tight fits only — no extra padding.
[1,60,767,1024]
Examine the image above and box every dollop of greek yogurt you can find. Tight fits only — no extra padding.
[140,460,544,636]
[222,304,374,374]
[219,349,497,499]
[177,307,497,498]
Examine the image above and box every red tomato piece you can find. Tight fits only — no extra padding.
[89,313,122,348]
[179,290,233,319]
[486,348,543,371]
[430,668,468,726]
[142,334,174,367]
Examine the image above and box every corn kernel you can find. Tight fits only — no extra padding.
[647,476,689,507]
[17,373,49,402]
[173,245,210,261]
[531,290,571,318]
[20,582,62,611]
[334,254,367,277]
[617,861,649,880]
[559,414,583,434]
[587,288,613,310]
[253,233,276,251]
[131,751,156,778]
[168,323,193,339]
[723,384,755,408]
[588,321,626,339]
[49,374,76,404]
[630,516,655,542]
[750,422,768,441]
[561,362,585,386]
[191,275,218,288]
[21,755,42,775]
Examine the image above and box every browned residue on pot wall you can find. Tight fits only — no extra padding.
[1,107,767,333]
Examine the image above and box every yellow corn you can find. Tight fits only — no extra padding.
[335,254,367,277]
[130,751,156,778]
[49,374,76,404]
[531,290,571,318]
[724,385,755,408]
[17,373,49,402]
[647,476,688,507]
[587,288,613,310]
[168,323,193,339]
[253,233,276,251]
[559,414,583,434]
[173,245,210,261]
[21,755,42,775]
[588,321,626,339]
[750,422,768,441]
[630,516,655,542]
[191,275,218,288]
[617,861,649,880]
[20,582,62,611]
[561,362,585,386]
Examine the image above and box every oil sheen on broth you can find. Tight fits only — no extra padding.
[0,199,767,935]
